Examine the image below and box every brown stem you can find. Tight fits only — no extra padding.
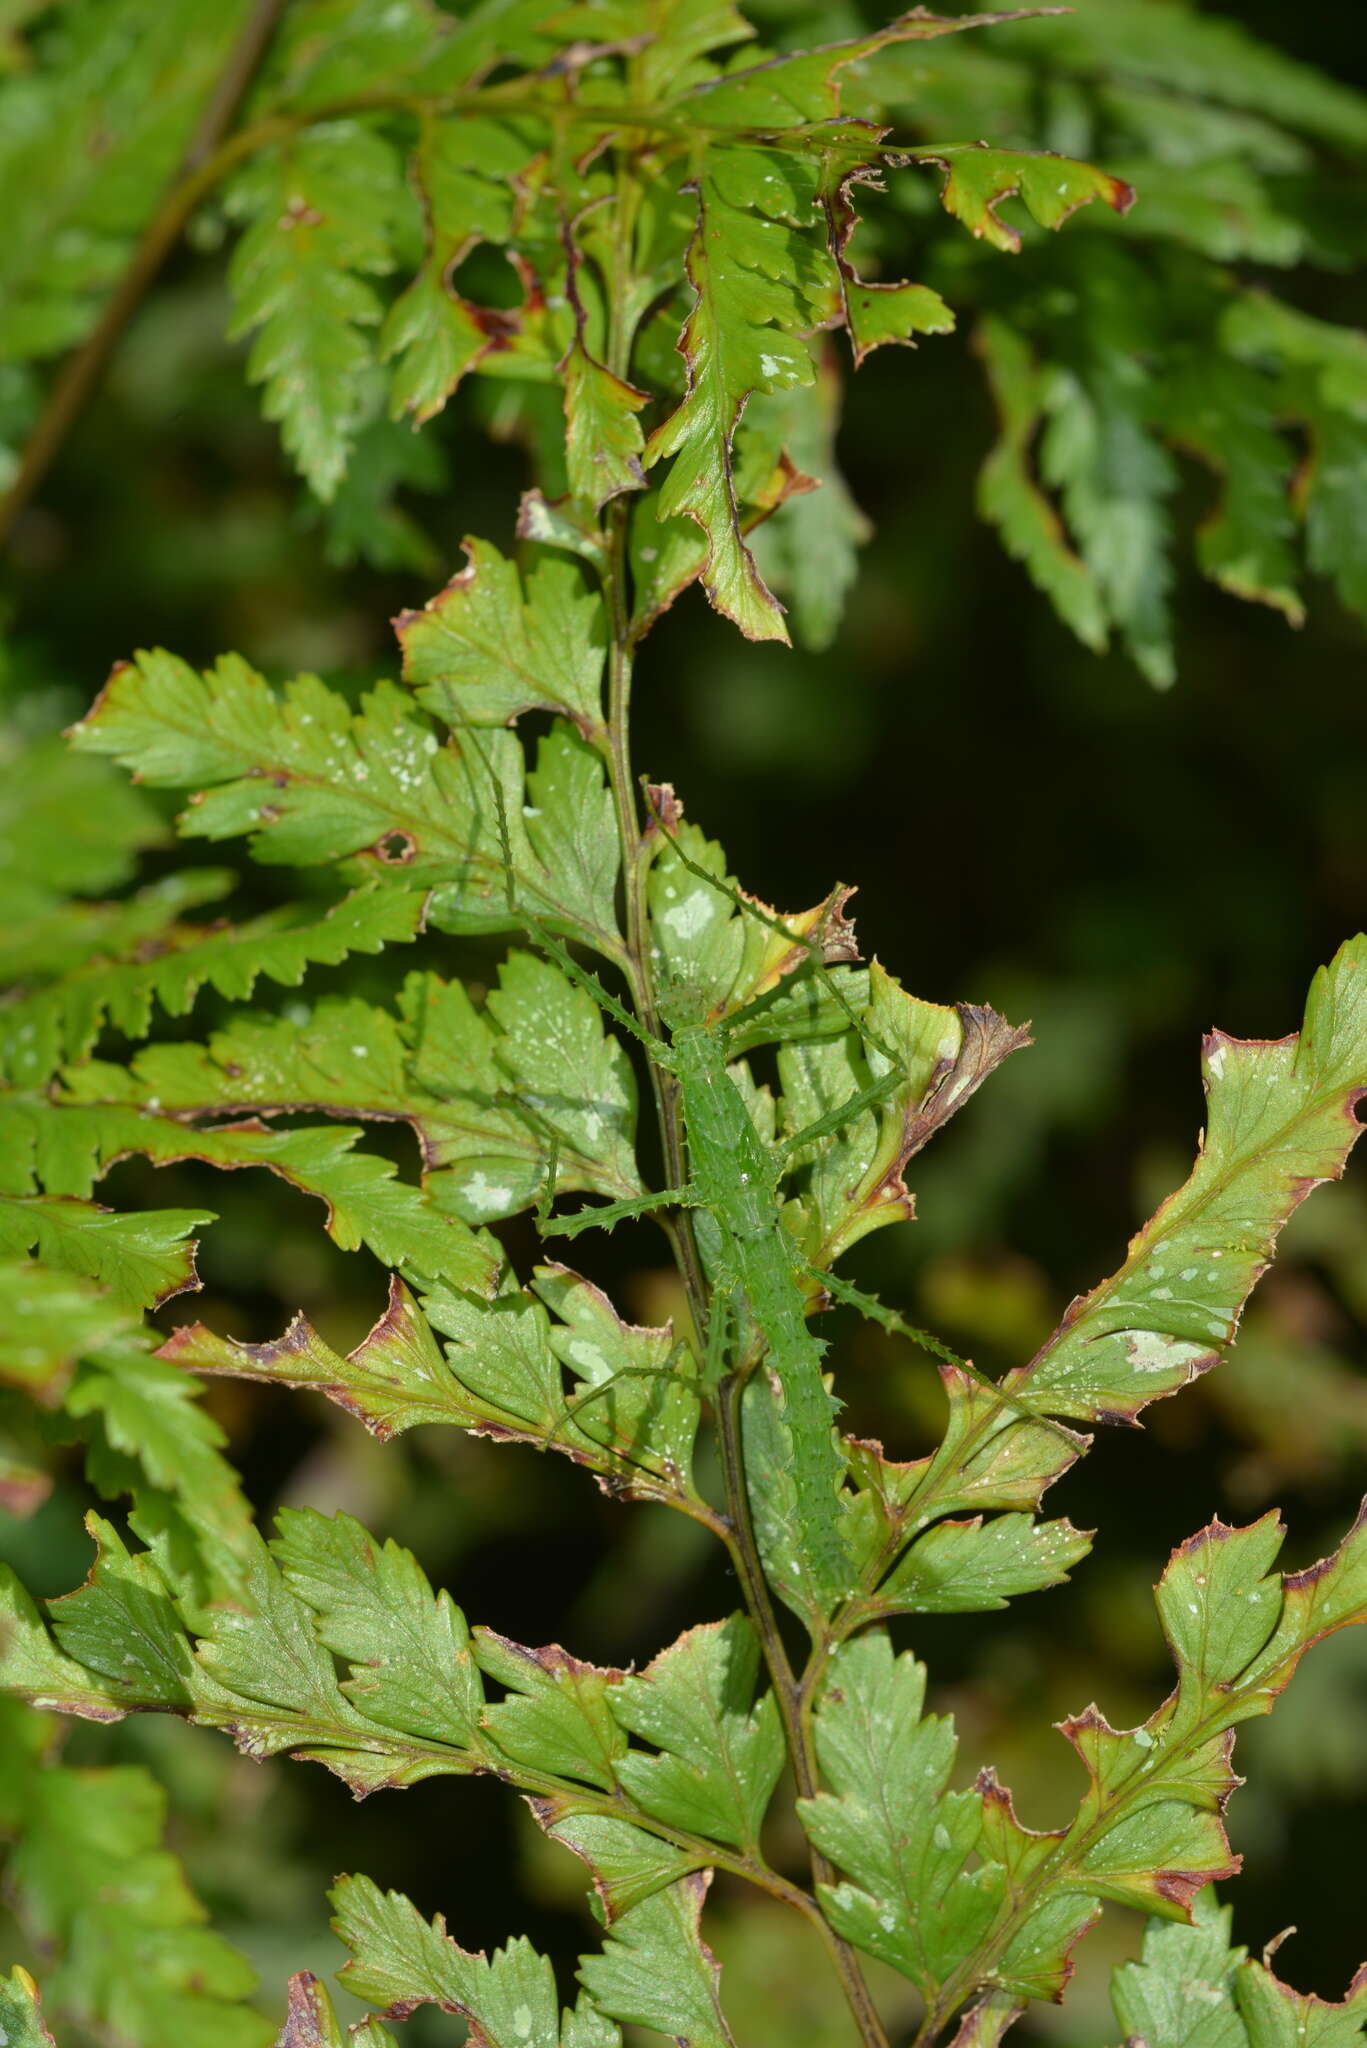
[0,0,291,551]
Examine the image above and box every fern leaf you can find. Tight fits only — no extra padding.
[643,159,825,642]
[397,538,606,738]
[381,115,535,424]
[0,1699,272,2048]
[60,948,644,1223]
[579,1874,737,2048]
[0,1963,57,2048]
[608,1617,782,1856]
[0,1190,206,1309]
[1,884,425,1088]
[800,1498,1367,2015]
[226,124,411,498]
[910,142,1133,252]
[1111,1891,1367,2047]
[1015,933,1367,1422]
[0,1262,255,1598]
[165,1263,704,1511]
[334,1876,622,2044]
[0,0,245,364]
[0,730,166,905]
[69,652,621,948]
[975,316,1110,654]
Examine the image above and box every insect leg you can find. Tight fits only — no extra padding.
[809,1262,1082,1450]
[539,1337,696,1450]
[644,786,900,1065]
[534,1133,561,1231]
[777,1063,904,1161]
[475,740,669,1061]
[540,1183,698,1239]
[701,1282,735,1395]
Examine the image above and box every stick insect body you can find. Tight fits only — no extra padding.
[481,758,1075,1608]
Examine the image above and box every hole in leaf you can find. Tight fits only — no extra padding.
[374,830,417,864]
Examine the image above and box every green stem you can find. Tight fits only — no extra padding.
[587,135,887,2048]
[715,1375,891,2048]
[0,0,291,550]
[591,149,710,1324]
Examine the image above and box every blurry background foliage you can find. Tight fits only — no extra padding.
[1,0,1366,2042]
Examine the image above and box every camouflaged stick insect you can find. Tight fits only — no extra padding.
[478,757,1074,1607]
[642,793,1085,1457]
[474,751,861,1599]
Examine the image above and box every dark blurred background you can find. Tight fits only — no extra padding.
[2,2,1366,2041]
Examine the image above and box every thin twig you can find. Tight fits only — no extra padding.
[0,0,290,549]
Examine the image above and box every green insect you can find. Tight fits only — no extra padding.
[480,760,1071,1608]
[545,995,865,1602]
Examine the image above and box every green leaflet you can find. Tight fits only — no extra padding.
[70,1345,259,1602]
[1160,353,1303,623]
[0,883,425,1088]
[644,156,825,641]
[562,340,649,514]
[1013,934,1367,1421]
[274,1507,484,1748]
[6,1093,496,1297]
[333,1876,622,2045]
[578,1873,737,2047]
[609,1616,783,1853]
[397,538,606,738]
[159,1531,481,1794]
[909,142,1134,253]
[843,1372,1087,1620]
[1221,293,1367,622]
[870,1509,1091,1616]
[381,115,537,424]
[276,1971,399,2048]
[0,1189,207,1311]
[46,1516,196,1709]
[534,1808,707,1924]
[226,124,411,498]
[4,866,229,985]
[1110,1892,1367,2047]
[0,1699,271,2048]
[1036,343,1179,688]
[799,1635,1006,1993]
[0,1257,135,1400]
[160,1274,475,1443]
[800,1500,1367,2019]
[167,1266,703,1510]
[976,316,1110,655]
[0,0,246,364]
[0,731,166,903]
[476,1630,629,1791]
[69,652,621,947]
[0,1965,56,2048]
[62,950,645,1224]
